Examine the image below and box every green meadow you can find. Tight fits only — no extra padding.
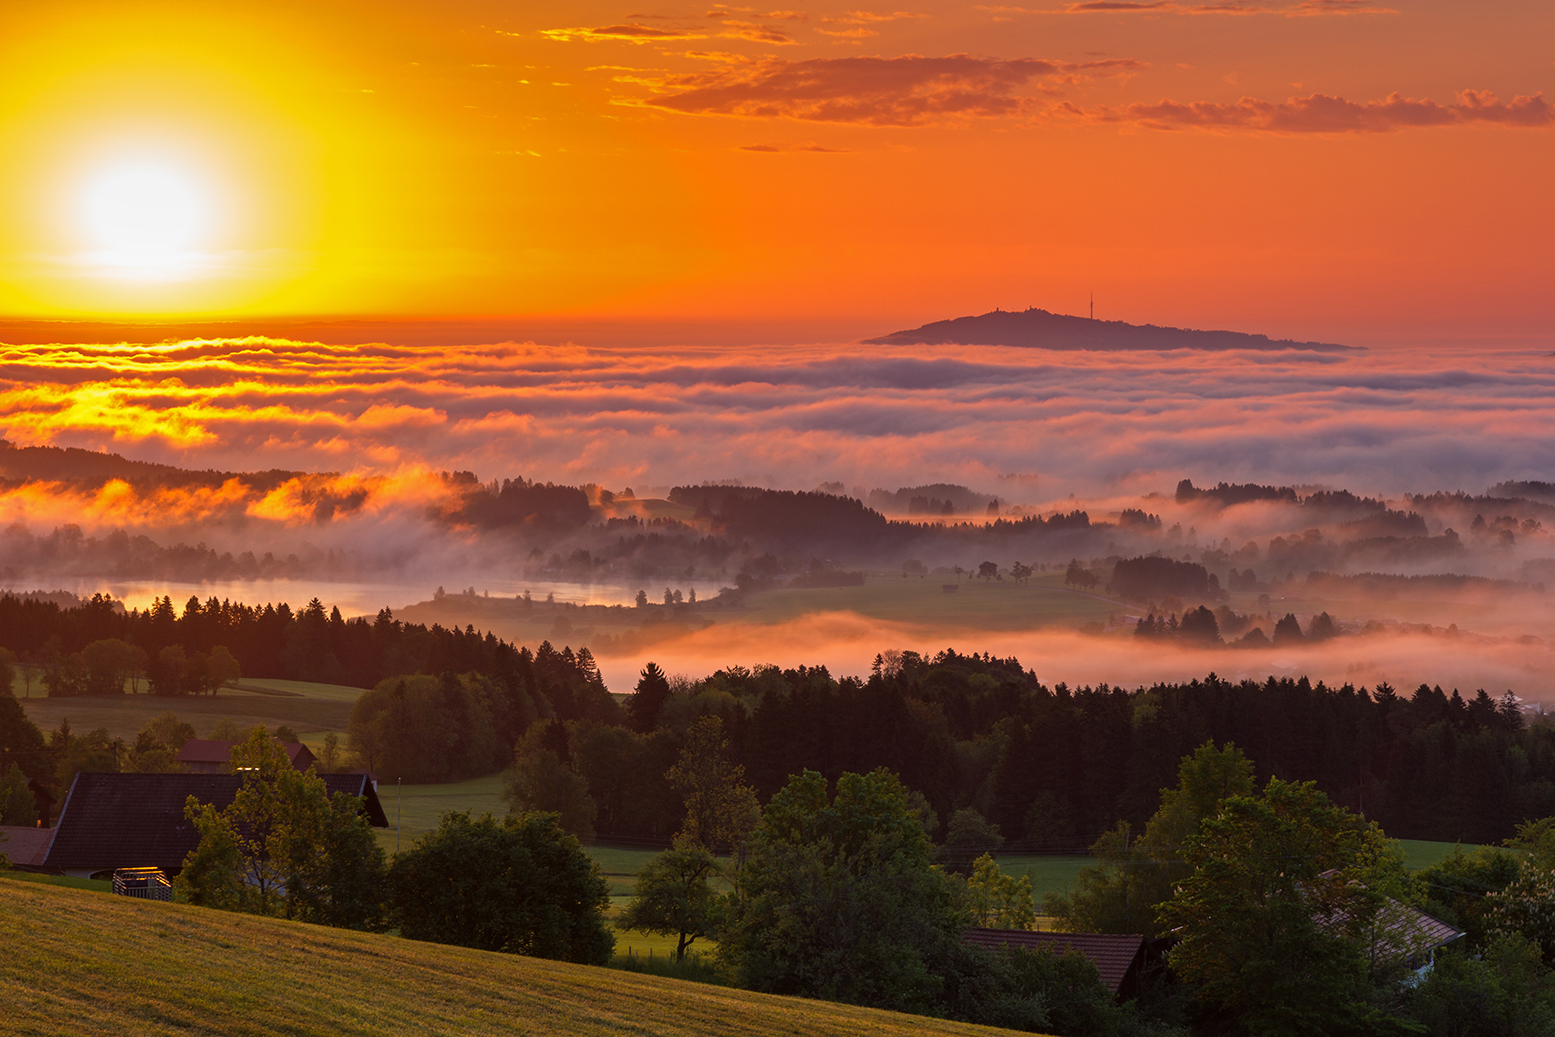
[16,679,362,744]
[736,572,1124,630]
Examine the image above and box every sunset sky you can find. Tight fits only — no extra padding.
[1,0,1550,341]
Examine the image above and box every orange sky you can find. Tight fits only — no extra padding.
[0,0,1550,340]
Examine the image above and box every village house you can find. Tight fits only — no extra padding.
[176,738,317,774]
[40,771,388,880]
[962,928,1155,1001]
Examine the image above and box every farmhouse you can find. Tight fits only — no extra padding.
[1311,871,1464,972]
[41,772,388,879]
[177,738,317,774]
[962,928,1152,1000]
[0,824,54,871]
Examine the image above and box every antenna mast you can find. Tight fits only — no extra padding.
[1090,292,1094,320]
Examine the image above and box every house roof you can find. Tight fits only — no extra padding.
[1313,870,1464,961]
[176,739,314,768]
[1394,907,1464,953]
[43,772,388,873]
[0,825,54,868]
[962,929,1147,995]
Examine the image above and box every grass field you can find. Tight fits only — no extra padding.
[375,773,508,854]
[1398,839,1482,870]
[19,691,357,743]
[231,677,368,702]
[990,854,1095,902]
[0,879,1033,1037]
[14,676,365,744]
[738,573,1124,631]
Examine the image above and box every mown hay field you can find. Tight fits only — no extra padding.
[14,676,364,745]
[0,878,1040,1037]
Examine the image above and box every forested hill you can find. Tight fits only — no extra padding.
[0,439,302,492]
[864,307,1354,352]
[2,589,1546,846]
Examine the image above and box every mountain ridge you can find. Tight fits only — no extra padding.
[864,307,1355,352]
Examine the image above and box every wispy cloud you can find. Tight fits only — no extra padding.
[738,141,851,150]
[1073,89,1554,133]
[634,53,1144,125]
[979,0,1395,14]
[543,18,797,45]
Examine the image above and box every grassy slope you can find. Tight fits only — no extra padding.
[0,879,1032,1037]
[17,684,360,742]
[375,773,508,854]
[737,573,1121,630]
[1398,839,1481,870]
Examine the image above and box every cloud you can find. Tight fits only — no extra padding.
[638,53,1144,125]
[718,20,799,43]
[1076,89,1554,133]
[822,9,929,22]
[999,0,1397,13]
[738,141,851,151]
[542,24,712,42]
[8,333,1555,507]
[543,19,798,45]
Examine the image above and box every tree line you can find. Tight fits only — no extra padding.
[0,590,558,697]
[414,647,1553,848]
[6,585,1551,848]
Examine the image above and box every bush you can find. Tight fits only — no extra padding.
[1404,937,1555,1037]
[388,810,613,965]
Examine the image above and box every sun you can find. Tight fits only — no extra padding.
[78,161,211,269]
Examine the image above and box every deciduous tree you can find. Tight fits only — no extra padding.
[967,853,1035,930]
[667,714,759,853]
[618,837,722,961]
[503,720,597,840]
[388,809,613,964]
[1159,777,1410,1035]
[718,768,968,1012]
[177,728,386,928]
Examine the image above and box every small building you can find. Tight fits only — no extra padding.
[1312,871,1464,974]
[0,824,55,872]
[176,738,317,774]
[962,928,1151,1000]
[41,772,388,880]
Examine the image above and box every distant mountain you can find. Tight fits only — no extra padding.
[864,308,1354,352]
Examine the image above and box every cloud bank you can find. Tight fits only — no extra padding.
[640,54,1142,125]
[2,334,1554,502]
[1083,89,1554,133]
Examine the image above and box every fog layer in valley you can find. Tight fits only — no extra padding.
[3,331,1554,702]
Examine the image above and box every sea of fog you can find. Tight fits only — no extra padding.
[4,331,1555,701]
[2,335,1553,498]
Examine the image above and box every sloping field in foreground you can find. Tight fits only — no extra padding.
[0,881,1038,1037]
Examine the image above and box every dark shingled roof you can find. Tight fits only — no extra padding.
[44,772,388,874]
[962,929,1148,996]
[176,739,316,771]
[0,825,54,868]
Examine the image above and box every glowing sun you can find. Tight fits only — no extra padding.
[78,161,211,272]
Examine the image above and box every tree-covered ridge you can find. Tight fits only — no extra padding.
[5,587,1551,846]
[510,648,1550,848]
[0,592,614,793]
